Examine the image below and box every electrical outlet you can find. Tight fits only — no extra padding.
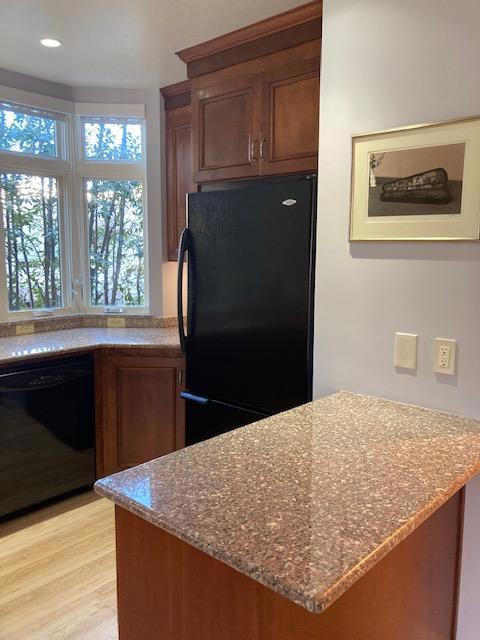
[439,345,450,369]
[434,339,456,375]
[107,317,126,329]
[16,322,35,336]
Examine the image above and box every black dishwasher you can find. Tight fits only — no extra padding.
[0,354,95,520]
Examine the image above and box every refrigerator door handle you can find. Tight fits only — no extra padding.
[181,391,270,417]
[180,391,209,404]
[177,227,190,354]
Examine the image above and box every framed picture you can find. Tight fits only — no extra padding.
[350,116,480,240]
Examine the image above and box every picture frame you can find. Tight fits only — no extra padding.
[349,116,480,241]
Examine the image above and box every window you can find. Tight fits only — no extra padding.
[82,117,143,162]
[0,100,148,319]
[0,102,67,316]
[1,173,62,311]
[0,102,59,157]
[79,115,147,310]
[87,179,144,306]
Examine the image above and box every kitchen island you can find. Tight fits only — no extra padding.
[95,391,480,639]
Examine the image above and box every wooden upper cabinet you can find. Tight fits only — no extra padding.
[192,76,262,182]
[178,1,322,184]
[261,61,320,175]
[190,42,320,182]
[161,81,194,261]
[166,105,193,260]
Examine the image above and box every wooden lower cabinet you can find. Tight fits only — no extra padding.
[97,350,185,477]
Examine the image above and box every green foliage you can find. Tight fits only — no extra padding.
[0,105,57,156]
[87,179,144,307]
[83,120,142,161]
[85,118,145,307]
[1,173,61,311]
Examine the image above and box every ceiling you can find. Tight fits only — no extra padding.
[0,0,304,89]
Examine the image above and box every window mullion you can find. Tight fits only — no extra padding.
[0,153,69,177]
[65,114,86,313]
[0,194,10,320]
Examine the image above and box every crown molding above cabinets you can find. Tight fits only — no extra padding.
[176,1,322,78]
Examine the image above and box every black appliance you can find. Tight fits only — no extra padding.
[0,355,95,520]
[178,174,316,445]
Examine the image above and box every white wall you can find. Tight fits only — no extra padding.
[314,2,480,638]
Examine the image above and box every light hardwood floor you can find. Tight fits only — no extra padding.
[0,492,118,640]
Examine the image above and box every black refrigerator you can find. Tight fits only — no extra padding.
[178,174,317,446]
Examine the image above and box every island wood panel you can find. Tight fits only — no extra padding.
[260,489,464,640]
[99,352,185,477]
[165,104,194,260]
[115,489,463,640]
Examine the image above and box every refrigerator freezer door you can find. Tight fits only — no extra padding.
[185,177,315,414]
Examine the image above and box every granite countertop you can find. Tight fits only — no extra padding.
[95,391,480,614]
[0,326,181,364]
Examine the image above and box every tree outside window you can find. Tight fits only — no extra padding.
[87,179,144,306]
[81,117,145,308]
[1,173,61,311]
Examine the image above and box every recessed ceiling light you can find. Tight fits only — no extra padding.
[40,38,62,48]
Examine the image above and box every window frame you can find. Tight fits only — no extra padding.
[75,116,149,314]
[80,115,145,164]
[0,104,72,319]
[0,100,149,320]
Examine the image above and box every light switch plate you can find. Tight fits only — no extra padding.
[434,338,456,375]
[107,317,126,329]
[394,332,418,370]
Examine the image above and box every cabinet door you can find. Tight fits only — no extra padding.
[192,76,262,182]
[101,354,185,476]
[260,62,320,175]
[166,105,194,261]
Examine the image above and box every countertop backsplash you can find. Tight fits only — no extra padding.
[0,314,178,338]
